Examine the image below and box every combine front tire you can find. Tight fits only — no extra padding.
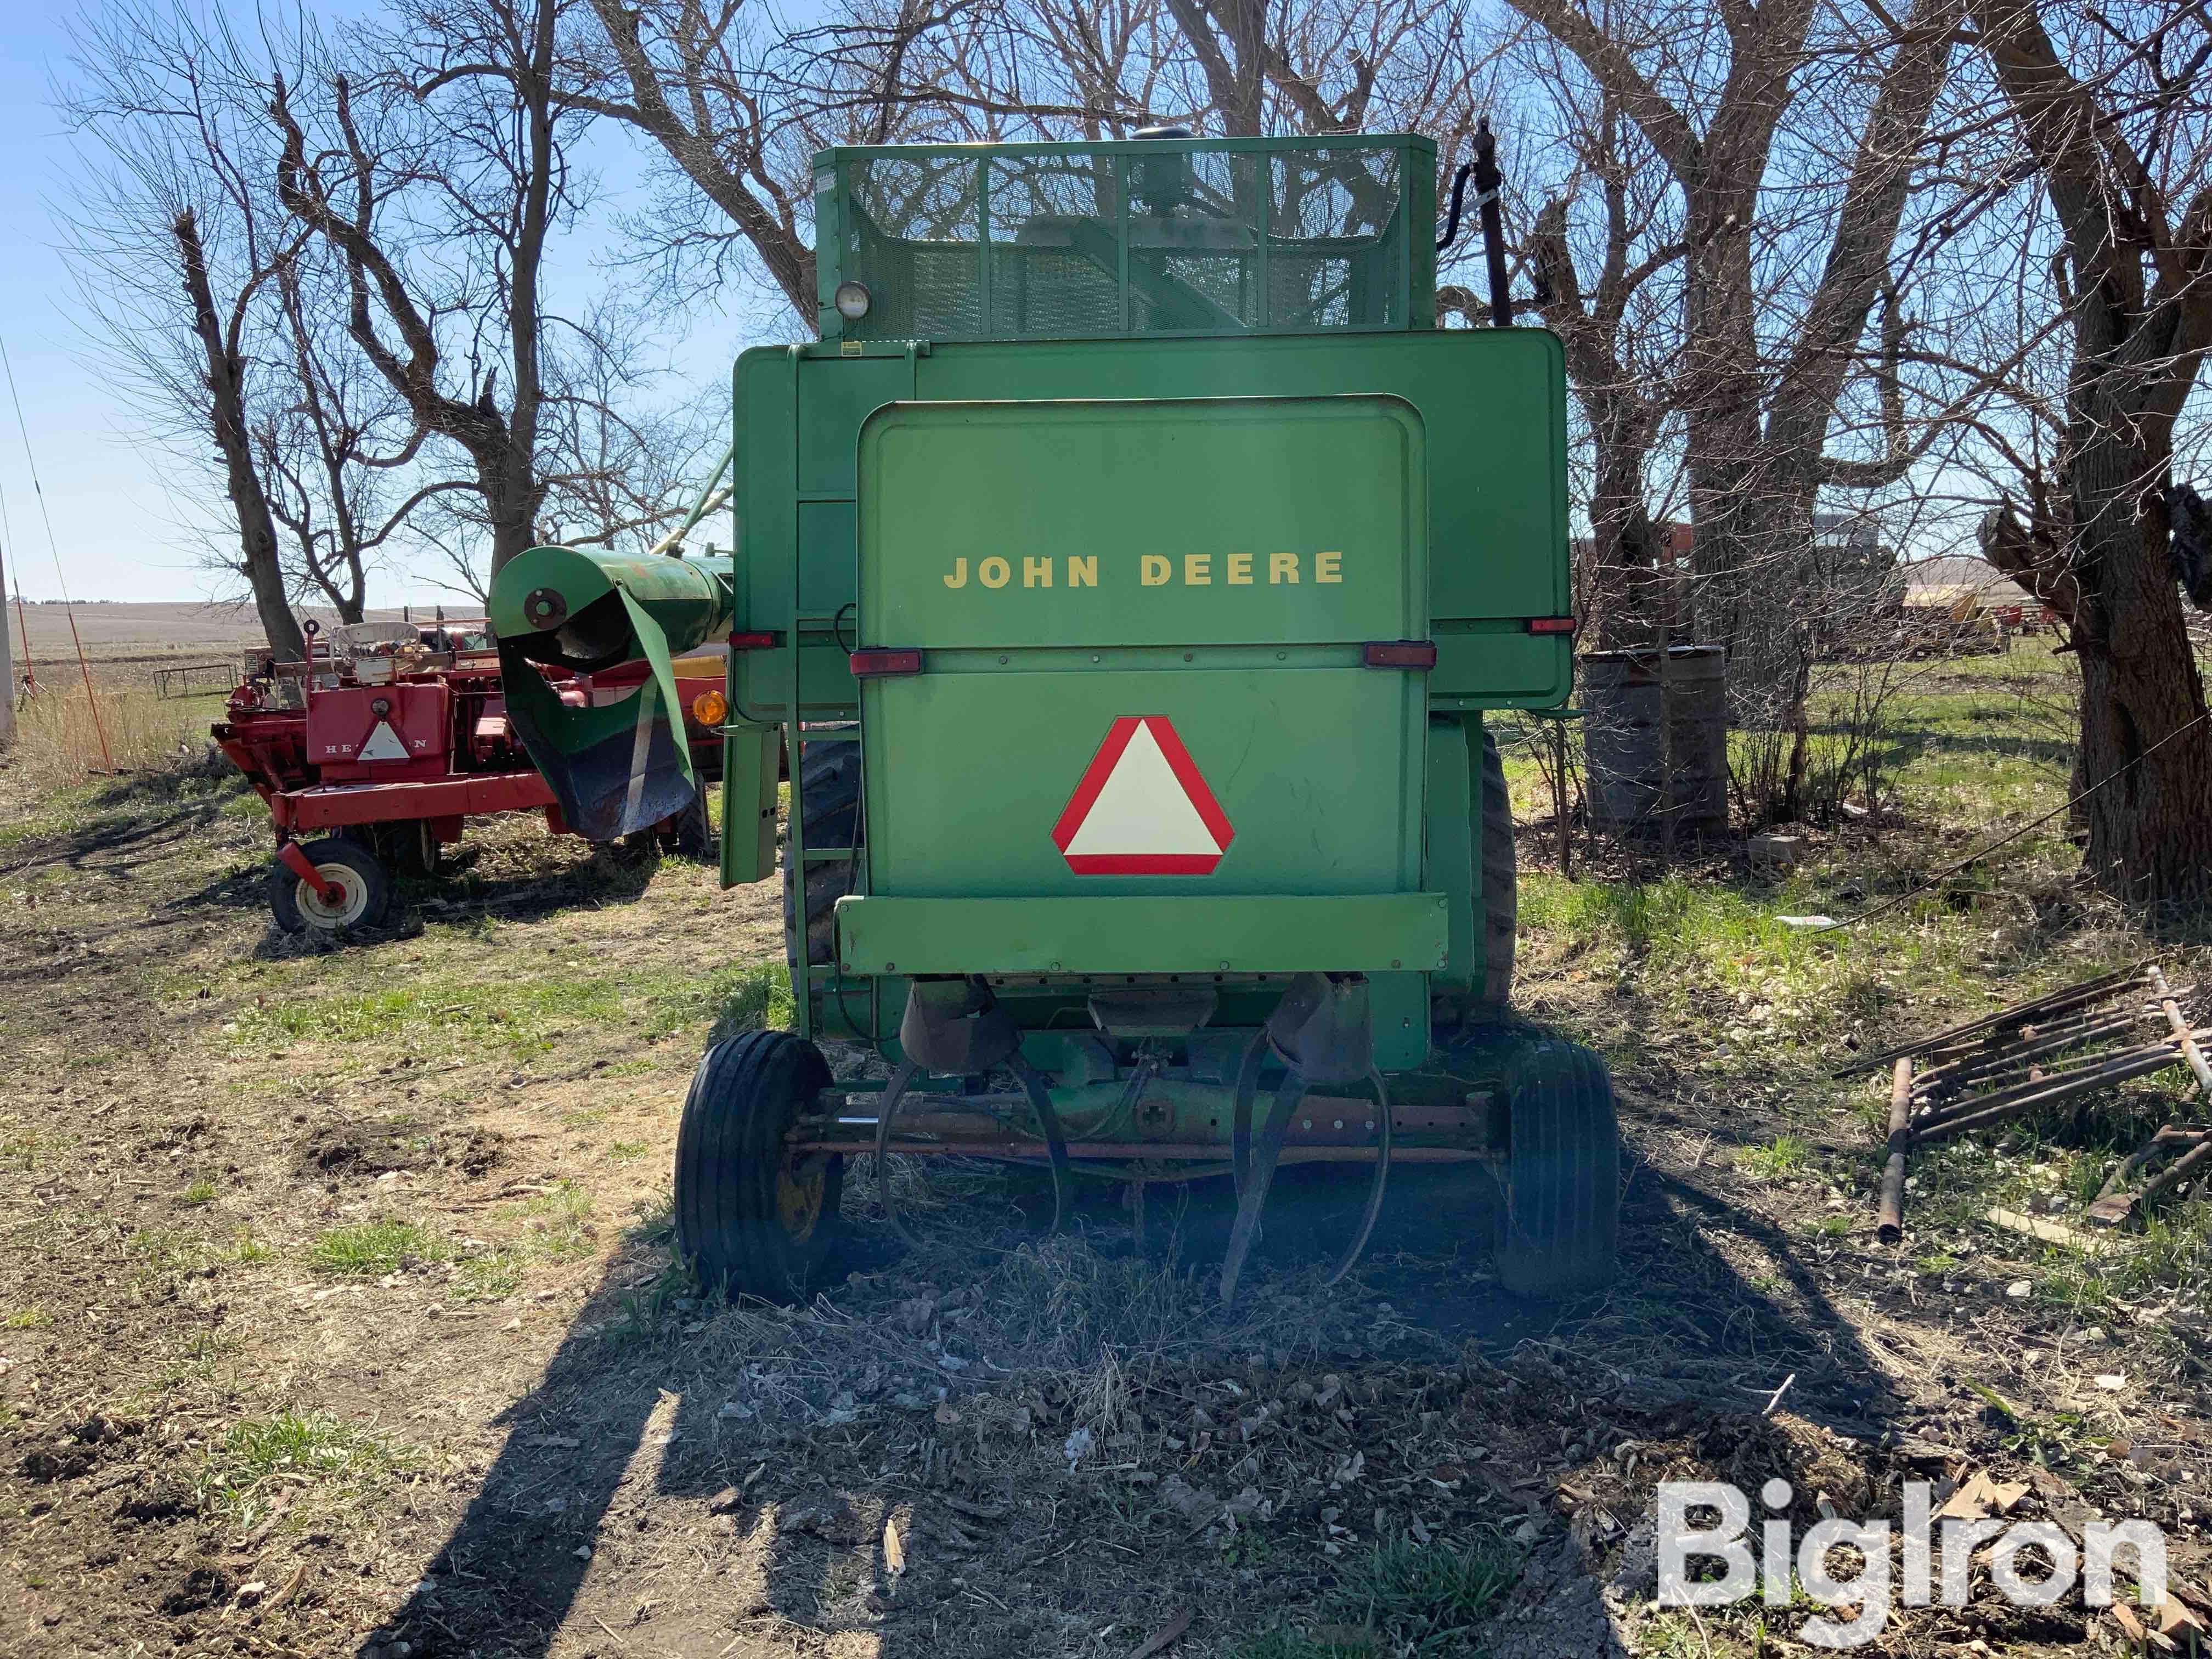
[785,729,862,964]
[268,838,392,934]
[1478,724,1516,1008]
[1494,1040,1619,1298]
[675,1031,843,1301]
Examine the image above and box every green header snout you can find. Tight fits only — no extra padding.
[489,545,735,670]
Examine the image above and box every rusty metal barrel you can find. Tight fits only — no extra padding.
[1578,646,1728,834]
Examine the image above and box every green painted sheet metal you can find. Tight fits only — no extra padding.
[718,723,781,885]
[859,397,1423,650]
[726,328,1571,718]
[487,546,733,840]
[855,396,1427,904]
[833,894,1451,975]
[1424,716,1477,989]
[488,544,731,655]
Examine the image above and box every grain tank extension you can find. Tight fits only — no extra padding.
[491,133,1619,1303]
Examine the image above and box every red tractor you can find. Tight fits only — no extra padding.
[215,619,727,933]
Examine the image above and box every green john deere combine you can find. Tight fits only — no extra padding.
[489,131,1618,1304]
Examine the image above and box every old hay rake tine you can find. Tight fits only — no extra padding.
[1011,1057,1073,1234]
[1910,1040,2204,1146]
[1836,962,2148,1077]
[1319,1068,1394,1288]
[1219,1073,1310,1305]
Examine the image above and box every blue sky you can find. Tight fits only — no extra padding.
[0,4,198,603]
[0,2,794,608]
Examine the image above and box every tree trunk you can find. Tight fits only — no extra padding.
[1589,444,1663,652]
[173,210,304,661]
[2070,444,2212,903]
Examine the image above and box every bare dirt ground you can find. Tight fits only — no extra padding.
[1,718,2208,1657]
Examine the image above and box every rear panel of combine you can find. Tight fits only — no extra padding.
[723,137,1572,1063]
[841,394,1436,986]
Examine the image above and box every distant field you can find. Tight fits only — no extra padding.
[8,599,472,664]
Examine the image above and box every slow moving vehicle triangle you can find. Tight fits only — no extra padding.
[357,719,410,763]
[1052,715,1234,874]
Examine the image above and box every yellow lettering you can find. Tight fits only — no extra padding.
[943,557,968,589]
[1185,554,1211,585]
[1227,552,1252,585]
[1315,550,1342,584]
[1023,556,1052,588]
[1141,555,1171,586]
[1269,552,1300,584]
[1068,556,1097,588]
[979,556,1011,589]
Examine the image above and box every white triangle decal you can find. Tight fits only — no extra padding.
[357,720,410,763]
[1062,721,1218,858]
[1052,716,1234,875]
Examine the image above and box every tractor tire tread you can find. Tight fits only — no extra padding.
[1479,724,1517,1007]
[785,725,862,964]
[1495,1039,1618,1299]
[675,1030,840,1301]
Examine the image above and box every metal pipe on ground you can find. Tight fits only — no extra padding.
[2148,967,2212,1096]
[1877,1058,1913,1244]
[1910,1011,2153,1097]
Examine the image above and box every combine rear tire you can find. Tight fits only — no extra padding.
[1478,724,1516,1008]
[1494,1039,1618,1298]
[785,728,862,964]
[675,1030,843,1301]
[667,778,713,861]
[268,838,392,934]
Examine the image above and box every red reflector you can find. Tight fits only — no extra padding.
[849,648,923,678]
[1526,616,1578,635]
[1362,640,1438,669]
[727,630,779,650]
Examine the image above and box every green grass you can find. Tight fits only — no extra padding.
[225,973,630,1059]
[662,961,793,1042]
[1227,1534,1522,1657]
[179,1179,217,1206]
[219,951,791,1064]
[449,1181,598,1301]
[4,1307,49,1329]
[1737,1135,1813,1179]
[306,1218,447,1277]
[196,1410,403,1528]
[0,1129,80,1172]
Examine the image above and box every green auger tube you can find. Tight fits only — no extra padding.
[488,545,735,841]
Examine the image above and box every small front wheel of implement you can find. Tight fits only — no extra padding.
[268,838,392,934]
[675,1031,844,1301]
[1494,1040,1619,1298]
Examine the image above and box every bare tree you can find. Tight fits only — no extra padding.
[1520,77,1684,652]
[62,2,309,658]
[1503,0,1956,698]
[256,249,471,621]
[268,0,613,579]
[1963,0,2212,902]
